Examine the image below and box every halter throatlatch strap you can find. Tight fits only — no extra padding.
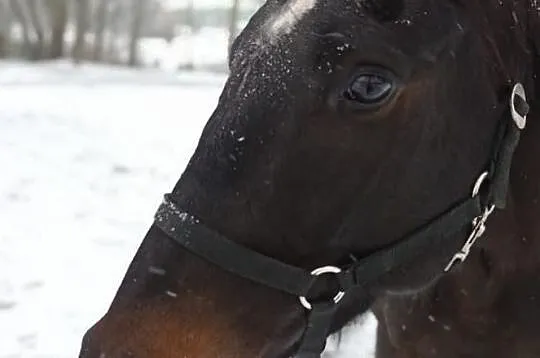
[489,83,529,209]
[153,83,529,357]
[444,83,529,272]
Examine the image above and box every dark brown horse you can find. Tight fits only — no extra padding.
[79,0,540,357]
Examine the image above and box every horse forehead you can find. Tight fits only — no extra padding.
[267,0,319,38]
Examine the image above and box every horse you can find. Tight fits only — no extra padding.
[78,0,540,357]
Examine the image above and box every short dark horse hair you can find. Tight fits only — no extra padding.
[80,1,539,357]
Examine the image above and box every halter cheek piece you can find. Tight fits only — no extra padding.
[154,83,529,358]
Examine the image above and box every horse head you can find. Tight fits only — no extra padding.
[79,1,539,357]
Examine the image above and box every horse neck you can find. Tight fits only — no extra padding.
[374,107,540,350]
[449,93,538,308]
[479,0,540,276]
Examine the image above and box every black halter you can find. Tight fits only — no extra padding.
[154,83,529,357]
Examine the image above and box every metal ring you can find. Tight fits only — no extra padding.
[510,83,527,130]
[472,171,489,197]
[299,266,346,310]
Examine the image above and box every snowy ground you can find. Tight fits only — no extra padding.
[0,61,376,358]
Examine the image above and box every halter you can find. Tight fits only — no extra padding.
[154,83,529,357]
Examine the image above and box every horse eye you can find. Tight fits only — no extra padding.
[345,71,395,106]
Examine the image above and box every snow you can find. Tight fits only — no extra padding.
[268,0,318,37]
[0,61,376,358]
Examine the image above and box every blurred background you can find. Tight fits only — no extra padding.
[0,1,376,357]
[0,0,262,71]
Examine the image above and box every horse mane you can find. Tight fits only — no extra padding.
[465,0,536,88]
[528,1,540,100]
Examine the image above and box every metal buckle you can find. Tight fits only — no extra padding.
[444,172,494,272]
[299,266,346,310]
[510,83,527,130]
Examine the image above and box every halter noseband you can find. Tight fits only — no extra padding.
[154,83,529,358]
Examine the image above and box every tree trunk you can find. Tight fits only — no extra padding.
[92,0,109,62]
[9,0,34,58]
[46,0,68,59]
[72,0,89,63]
[228,0,241,51]
[184,0,195,70]
[105,1,122,63]
[128,0,145,67]
[26,0,47,59]
[0,1,10,57]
